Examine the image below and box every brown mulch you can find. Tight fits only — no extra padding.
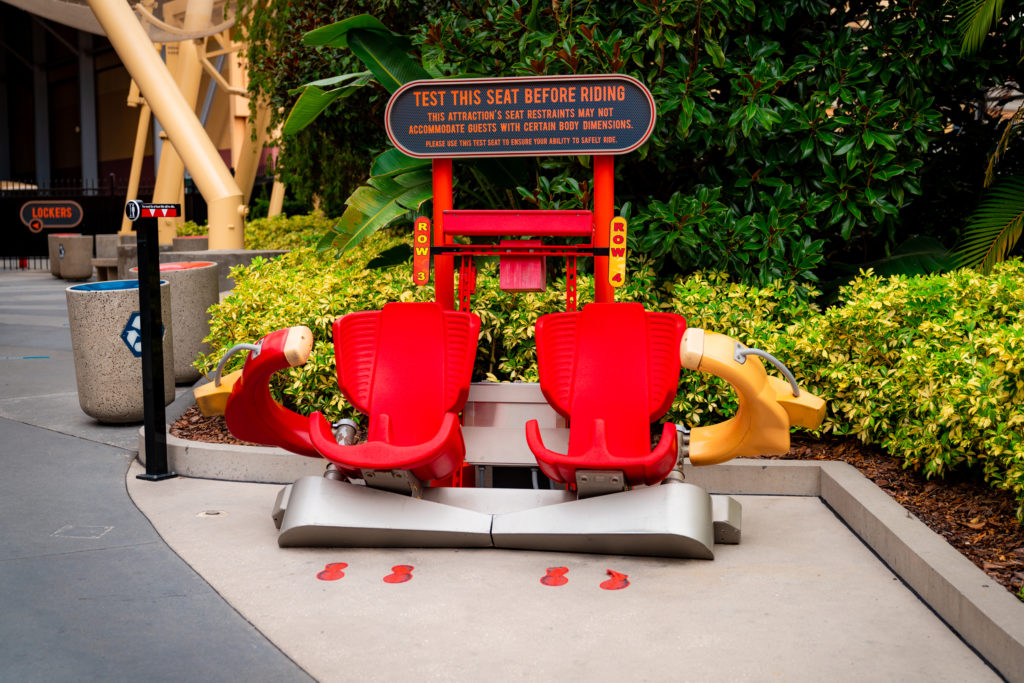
[170,405,264,447]
[171,405,1024,599]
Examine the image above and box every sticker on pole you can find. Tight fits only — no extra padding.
[608,217,627,288]
[386,74,656,158]
[125,200,181,221]
[413,217,431,286]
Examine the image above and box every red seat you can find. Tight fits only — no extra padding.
[224,326,319,457]
[308,302,480,482]
[525,303,686,486]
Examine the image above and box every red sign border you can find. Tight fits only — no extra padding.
[385,73,657,159]
[19,200,84,231]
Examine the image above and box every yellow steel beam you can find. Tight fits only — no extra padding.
[86,0,245,249]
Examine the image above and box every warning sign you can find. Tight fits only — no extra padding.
[386,74,656,158]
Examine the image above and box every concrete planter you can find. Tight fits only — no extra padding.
[116,242,172,279]
[173,235,208,251]
[66,280,175,423]
[47,232,80,277]
[57,234,95,281]
[95,234,120,258]
[130,261,218,384]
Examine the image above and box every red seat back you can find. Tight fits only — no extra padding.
[335,302,479,446]
[536,303,685,461]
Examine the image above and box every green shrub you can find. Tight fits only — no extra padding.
[176,214,335,251]
[243,214,336,251]
[797,262,1024,510]
[664,262,1024,518]
[176,220,207,237]
[199,247,1024,519]
[246,1,1024,282]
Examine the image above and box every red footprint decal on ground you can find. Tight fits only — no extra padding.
[317,562,348,581]
[540,566,569,586]
[383,565,415,583]
[600,569,630,590]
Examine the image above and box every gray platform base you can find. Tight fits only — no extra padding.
[276,477,494,548]
[275,477,741,559]
[491,482,719,559]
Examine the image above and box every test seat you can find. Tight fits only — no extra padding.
[308,302,480,483]
[525,303,686,487]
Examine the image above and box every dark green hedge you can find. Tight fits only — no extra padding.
[242,0,1021,285]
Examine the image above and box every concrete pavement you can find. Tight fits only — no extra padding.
[0,268,1012,681]
[0,271,311,681]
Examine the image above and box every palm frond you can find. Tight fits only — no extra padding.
[957,0,1005,54]
[953,177,1024,272]
[985,104,1024,187]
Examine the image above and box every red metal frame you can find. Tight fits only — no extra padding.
[593,155,615,304]
[428,157,615,310]
[432,159,455,310]
[566,256,578,312]
[458,255,477,312]
[443,210,593,237]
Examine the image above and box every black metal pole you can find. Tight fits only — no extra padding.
[128,199,176,481]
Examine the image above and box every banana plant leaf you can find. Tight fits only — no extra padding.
[866,236,954,276]
[283,72,373,135]
[828,236,953,278]
[346,29,430,93]
[290,14,531,255]
[302,14,394,48]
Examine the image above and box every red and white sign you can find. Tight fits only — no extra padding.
[125,200,180,221]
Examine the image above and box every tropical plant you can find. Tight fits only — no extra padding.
[951,0,1024,271]
[245,1,1022,285]
[954,178,1024,272]
[957,0,1010,53]
[283,15,434,253]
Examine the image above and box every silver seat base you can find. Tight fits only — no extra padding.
[274,476,741,559]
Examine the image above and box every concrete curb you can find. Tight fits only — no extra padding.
[137,384,326,485]
[146,401,1024,682]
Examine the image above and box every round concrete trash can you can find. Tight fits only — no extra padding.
[57,234,95,281]
[66,280,175,423]
[172,235,208,251]
[130,261,218,384]
[47,232,80,277]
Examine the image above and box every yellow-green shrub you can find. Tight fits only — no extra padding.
[176,214,334,250]
[176,220,207,237]
[199,247,1024,519]
[796,263,1024,511]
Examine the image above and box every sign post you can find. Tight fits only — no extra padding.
[126,199,179,481]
